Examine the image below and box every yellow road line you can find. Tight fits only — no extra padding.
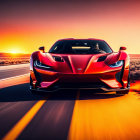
[2,100,46,140]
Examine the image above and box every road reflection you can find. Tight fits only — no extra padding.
[68,81,140,140]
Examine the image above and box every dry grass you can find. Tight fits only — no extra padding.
[0,57,30,66]
[130,59,140,81]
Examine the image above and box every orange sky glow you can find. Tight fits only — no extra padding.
[0,0,140,54]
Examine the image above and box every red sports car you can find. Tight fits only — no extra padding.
[30,38,130,94]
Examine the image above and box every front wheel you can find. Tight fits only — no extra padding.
[116,90,129,95]
[30,75,37,94]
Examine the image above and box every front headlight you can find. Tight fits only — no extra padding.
[34,60,51,69]
[109,60,123,68]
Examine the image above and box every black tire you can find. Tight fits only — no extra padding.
[116,90,129,95]
[30,75,37,94]
[127,70,130,88]
[30,75,33,87]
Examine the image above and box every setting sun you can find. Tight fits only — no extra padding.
[7,47,22,54]
[10,50,19,54]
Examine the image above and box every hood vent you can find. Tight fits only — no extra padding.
[97,55,107,62]
[53,56,64,62]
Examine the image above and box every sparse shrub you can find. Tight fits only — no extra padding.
[0,56,30,66]
[130,59,140,81]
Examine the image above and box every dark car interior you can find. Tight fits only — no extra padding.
[49,40,113,54]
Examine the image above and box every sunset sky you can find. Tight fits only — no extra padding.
[0,0,140,54]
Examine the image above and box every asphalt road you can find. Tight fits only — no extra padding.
[0,64,140,140]
[0,64,29,80]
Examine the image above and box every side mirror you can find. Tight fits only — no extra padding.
[39,46,45,53]
[120,46,126,51]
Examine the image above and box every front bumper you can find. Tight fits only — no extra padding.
[30,83,130,92]
[30,66,129,92]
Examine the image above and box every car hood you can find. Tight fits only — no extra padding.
[38,52,124,74]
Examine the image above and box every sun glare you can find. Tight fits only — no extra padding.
[10,50,18,54]
[9,48,21,54]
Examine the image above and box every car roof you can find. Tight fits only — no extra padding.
[57,38,105,41]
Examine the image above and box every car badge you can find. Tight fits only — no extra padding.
[77,68,82,70]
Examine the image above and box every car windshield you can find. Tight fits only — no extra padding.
[49,40,113,54]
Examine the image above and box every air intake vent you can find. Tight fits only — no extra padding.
[97,55,107,62]
[53,56,64,62]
